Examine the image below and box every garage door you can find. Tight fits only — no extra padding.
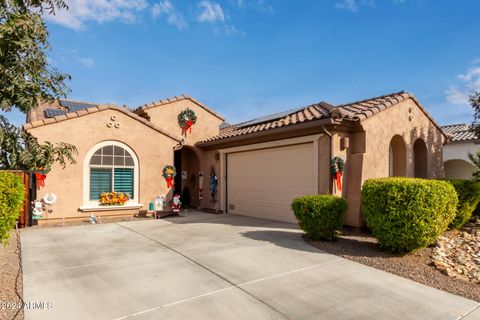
[226,143,316,223]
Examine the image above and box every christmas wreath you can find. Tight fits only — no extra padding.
[162,165,177,188]
[178,108,197,137]
[330,157,345,192]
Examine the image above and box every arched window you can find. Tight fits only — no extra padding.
[83,141,139,206]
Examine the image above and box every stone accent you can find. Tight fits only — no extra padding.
[431,217,480,284]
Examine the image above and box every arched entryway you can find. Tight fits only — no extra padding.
[444,159,475,179]
[413,138,428,178]
[173,146,201,208]
[389,135,407,177]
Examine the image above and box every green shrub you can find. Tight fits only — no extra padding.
[361,178,457,253]
[291,195,348,240]
[0,171,25,244]
[445,179,480,229]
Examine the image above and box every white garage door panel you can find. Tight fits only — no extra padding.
[227,143,315,223]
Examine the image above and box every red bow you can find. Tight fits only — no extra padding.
[166,176,173,188]
[184,120,194,137]
[36,173,47,189]
[335,172,342,192]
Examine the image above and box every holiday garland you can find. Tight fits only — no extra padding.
[178,108,197,137]
[330,157,345,192]
[162,165,177,188]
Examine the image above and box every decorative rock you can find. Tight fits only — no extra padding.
[431,217,480,284]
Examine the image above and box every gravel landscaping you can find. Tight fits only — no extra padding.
[306,219,480,302]
[0,230,24,320]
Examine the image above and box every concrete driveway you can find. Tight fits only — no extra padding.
[21,211,479,320]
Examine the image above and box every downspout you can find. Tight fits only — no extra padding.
[322,125,333,194]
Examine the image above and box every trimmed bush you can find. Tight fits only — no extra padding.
[0,171,25,244]
[361,178,457,253]
[445,179,480,229]
[291,195,348,240]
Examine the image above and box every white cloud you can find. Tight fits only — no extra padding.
[45,0,148,31]
[77,57,95,68]
[335,0,358,12]
[196,0,225,23]
[336,0,409,12]
[151,0,187,30]
[233,0,274,14]
[445,62,480,105]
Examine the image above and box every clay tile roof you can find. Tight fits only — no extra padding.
[202,102,334,143]
[441,123,478,142]
[336,91,410,120]
[200,91,446,144]
[24,104,181,142]
[133,95,225,121]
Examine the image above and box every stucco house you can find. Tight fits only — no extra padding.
[24,91,446,227]
[442,124,479,179]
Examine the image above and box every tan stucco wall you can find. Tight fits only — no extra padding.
[141,99,225,211]
[141,99,223,146]
[361,99,444,179]
[342,98,445,226]
[28,109,178,223]
[198,149,222,210]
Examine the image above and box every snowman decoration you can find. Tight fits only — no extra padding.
[32,200,45,217]
[32,193,58,219]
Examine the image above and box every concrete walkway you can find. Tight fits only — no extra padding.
[21,211,479,320]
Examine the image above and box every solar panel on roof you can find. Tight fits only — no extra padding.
[44,108,67,118]
[235,106,306,128]
[59,100,97,111]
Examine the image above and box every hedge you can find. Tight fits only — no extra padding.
[0,171,25,244]
[445,179,480,229]
[361,178,457,253]
[291,195,348,240]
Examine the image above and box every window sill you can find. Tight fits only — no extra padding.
[79,203,143,212]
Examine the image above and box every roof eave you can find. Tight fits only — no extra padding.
[23,105,182,143]
[198,117,335,148]
[134,95,225,121]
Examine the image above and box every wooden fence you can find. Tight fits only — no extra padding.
[8,170,32,228]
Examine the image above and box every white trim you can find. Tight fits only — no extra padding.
[218,134,322,213]
[79,204,143,212]
[83,141,140,208]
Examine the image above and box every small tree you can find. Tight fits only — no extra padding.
[0,0,70,113]
[470,91,480,138]
[0,115,77,171]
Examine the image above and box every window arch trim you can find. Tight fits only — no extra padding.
[81,141,141,211]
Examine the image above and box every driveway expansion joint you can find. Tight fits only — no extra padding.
[116,222,299,320]
[455,304,480,320]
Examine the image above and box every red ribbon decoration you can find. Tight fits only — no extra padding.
[35,173,47,189]
[335,172,342,192]
[166,176,173,188]
[184,120,194,137]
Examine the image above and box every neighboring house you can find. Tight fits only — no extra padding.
[25,91,446,227]
[442,124,479,179]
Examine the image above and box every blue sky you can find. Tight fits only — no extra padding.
[4,0,480,127]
